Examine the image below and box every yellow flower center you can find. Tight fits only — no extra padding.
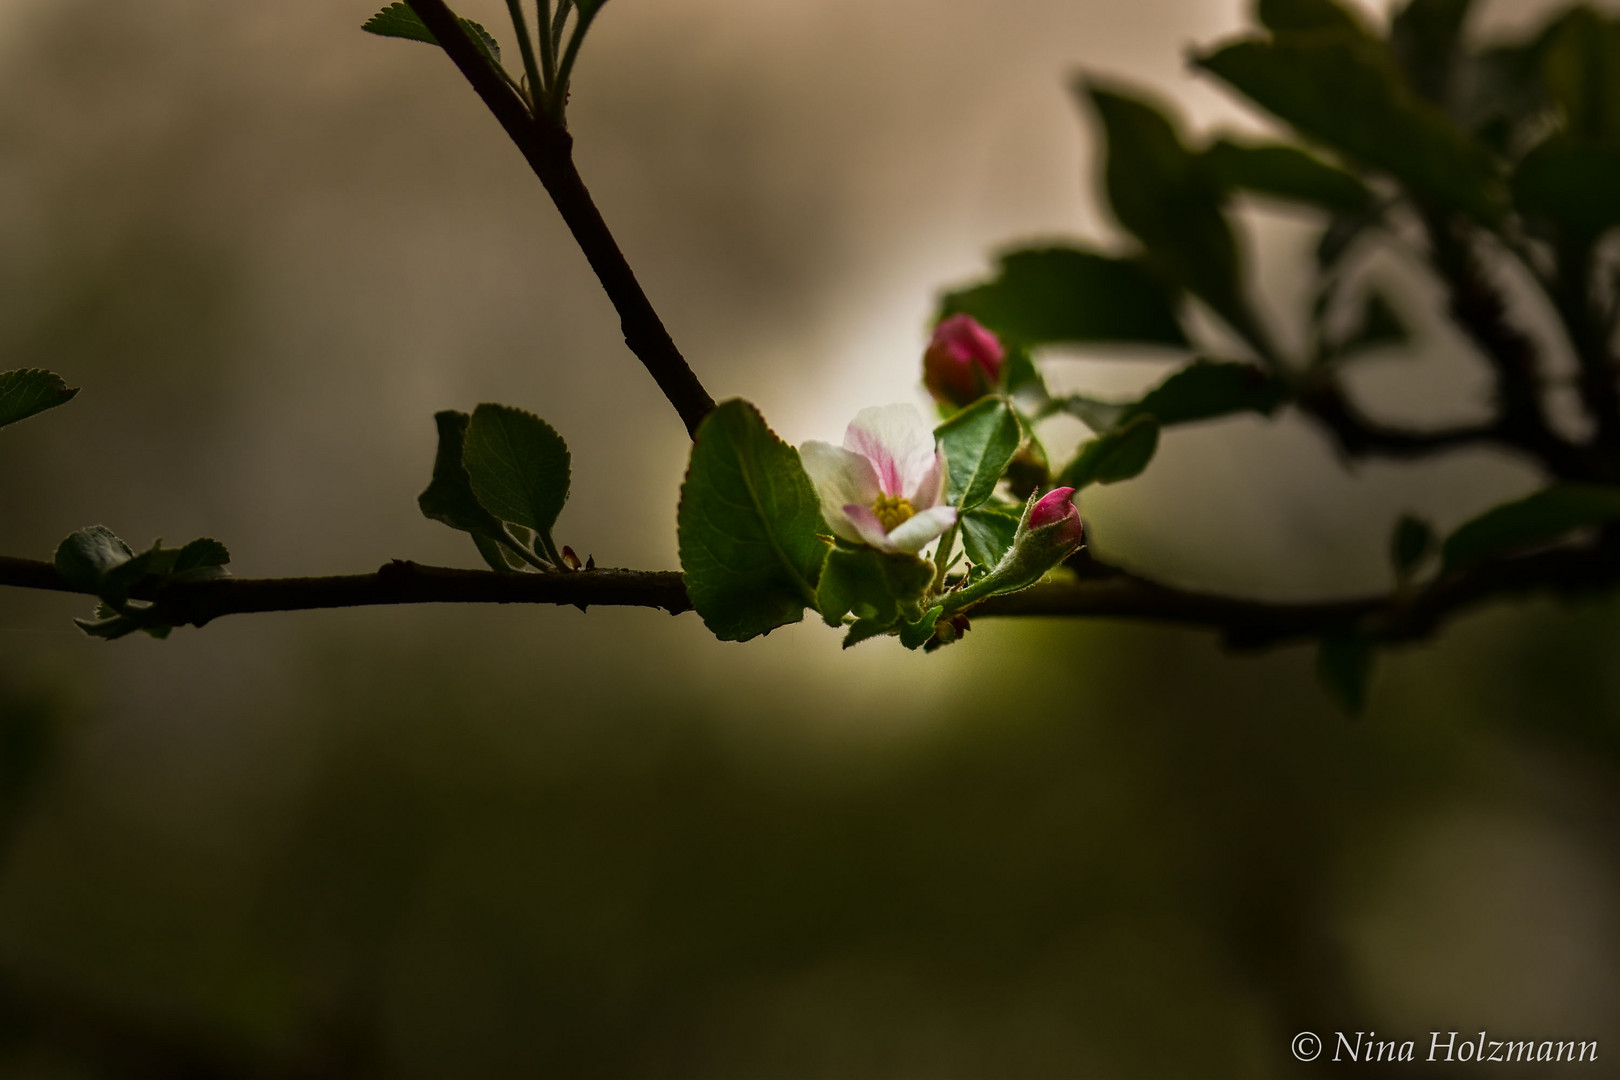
[871,494,915,532]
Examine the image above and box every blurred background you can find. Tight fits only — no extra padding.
[1,0,1617,1075]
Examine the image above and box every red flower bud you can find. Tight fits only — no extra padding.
[1027,486,1082,546]
[923,314,1005,408]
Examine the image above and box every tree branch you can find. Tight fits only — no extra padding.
[5,542,1613,650]
[1292,378,1502,462]
[402,0,716,438]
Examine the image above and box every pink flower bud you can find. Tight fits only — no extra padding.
[1027,486,1082,545]
[923,314,1005,408]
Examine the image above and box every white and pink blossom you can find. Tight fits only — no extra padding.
[801,404,957,555]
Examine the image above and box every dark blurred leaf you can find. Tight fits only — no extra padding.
[1391,514,1436,579]
[1059,414,1161,489]
[936,398,1024,512]
[1082,84,1272,357]
[960,506,1022,568]
[678,400,828,641]
[463,404,570,541]
[1057,360,1283,434]
[1442,484,1620,570]
[53,526,133,593]
[1318,632,1375,714]
[1127,359,1284,427]
[1336,289,1411,357]
[1391,0,1474,105]
[1000,343,1048,405]
[940,247,1187,349]
[173,537,231,576]
[1258,0,1368,35]
[1194,32,1508,224]
[0,369,79,431]
[419,411,520,571]
[1512,138,1620,239]
[1539,8,1620,144]
[361,2,502,66]
[1203,138,1374,214]
[817,545,933,629]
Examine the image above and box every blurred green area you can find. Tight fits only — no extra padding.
[0,0,1617,1076]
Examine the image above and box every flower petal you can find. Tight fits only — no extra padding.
[844,404,938,497]
[885,505,957,554]
[909,447,949,511]
[801,441,880,544]
[843,503,898,551]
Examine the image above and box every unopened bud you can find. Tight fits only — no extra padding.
[561,545,583,571]
[923,314,1005,408]
[940,487,1084,613]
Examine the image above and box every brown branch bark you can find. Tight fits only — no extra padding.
[5,544,1613,649]
[402,0,715,438]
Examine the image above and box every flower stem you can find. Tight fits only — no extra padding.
[504,0,545,110]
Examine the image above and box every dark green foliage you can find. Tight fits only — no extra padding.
[677,400,829,642]
[1258,0,1368,35]
[817,545,934,629]
[419,411,523,571]
[1194,31,1508,223]
[1391,514,1436,580]
[1512,139,1620,239]
[935,398,1024,512]
[1202,139,1374,214]
[1058,360,1282,437]
[1082,84,1271,357]
[362,3,503,66]
[960,506,1021,568]
[1318,632,1375,714]
[939,247,1187,349]
[1059,415,1161,490]
[0,369,78,431]
[463,404,570,548]
[1441,485,1620,571]
[55,528,231,640]
[1390,0,1475,104]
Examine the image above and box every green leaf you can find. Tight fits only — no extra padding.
[898,606,944,651]
[173,537,231,577]
[1057,360,1282,435]
[1335,289,1410,357]
[463,404,570,542]
[1128,359,1283,428]
[53,526,133,593]
[999,343,1048,406]
[816,545,934,628]
[361,3,502,66]
[1441,484,1620,571]
[1202,138,1373,215]
[1194,32,1508,224]
[1391,514,1436,580]
[677,400,829,642]
[1512,138,1620,240]
[939,247,1187,349]
[1318,632,1375,715]
[1539,8,1620,144]
[1391,0,1475,105]
[0,369,79,431]
[935,398,1024,512]
[1058,414,1161,489]
[1082,84,1274,359]
[1258,0,1368,35]
[960,506,1021,568]
[419,410,513,540]
[842,618,892,649]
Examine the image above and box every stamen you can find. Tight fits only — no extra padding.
[871,494,915,532]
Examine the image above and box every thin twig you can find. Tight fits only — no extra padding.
[403,0,716,438]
